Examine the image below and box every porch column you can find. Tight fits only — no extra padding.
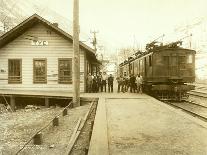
[45,98,49,108]
[10,96,16,112]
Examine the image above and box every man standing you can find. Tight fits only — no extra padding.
[123,72,128,92]
[97,72,102,92]
[116,75,123,92]
[130,74,136,93]
[92,73,97,93]
[101,72,108,92]
[108,74,114,93]
[136,74,143,93]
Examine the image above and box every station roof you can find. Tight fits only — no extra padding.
[0,14,100,64]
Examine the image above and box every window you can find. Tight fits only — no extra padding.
[58,58,72,84]
[33,59,47,83]
[179,56,186,69]
[8,59,22,84]
[187,54,193,64]
[171,56,177,66]
[179,56,185,64]
[163,56,169,66]
[139,60,143,73]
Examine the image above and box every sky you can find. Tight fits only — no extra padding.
[1,0,207,79]
[4,0,206,53]
[33,0,207,79]
[35,0,207,52]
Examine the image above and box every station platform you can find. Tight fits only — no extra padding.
[88,93,207,155]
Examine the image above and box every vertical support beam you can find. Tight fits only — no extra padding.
[10,96,15,112]
[45,98,49,108]
[84,51,87,93]
[72,0,80,107]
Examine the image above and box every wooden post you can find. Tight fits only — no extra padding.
[45,98,49,108]
[53,117,59,126]
[72,0,80,107]
[63,108,68,116]
[33,132,42,145]
[10,96,15,112]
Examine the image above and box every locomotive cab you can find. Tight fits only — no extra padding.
[150,48,196,100]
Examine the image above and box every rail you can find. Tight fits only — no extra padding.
[15,101,73,155]
[188,90,207,98]
[164,101,207,122]
[185,100,207,108]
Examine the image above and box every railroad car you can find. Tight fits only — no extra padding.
[119,41,196,101]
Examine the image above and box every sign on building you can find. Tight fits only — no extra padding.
[31,40,48,46]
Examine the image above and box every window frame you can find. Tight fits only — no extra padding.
[33,58,47,84]
[8,59,22,84]
[58,58,72,84]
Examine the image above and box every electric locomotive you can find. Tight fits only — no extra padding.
[119,41,196,101]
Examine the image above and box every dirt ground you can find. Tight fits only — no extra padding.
[0,103,90,155]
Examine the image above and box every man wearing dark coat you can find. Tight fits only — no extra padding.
[108,74,114,93]
[130,74,136,93]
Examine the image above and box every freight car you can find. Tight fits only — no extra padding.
[119,41,196,101]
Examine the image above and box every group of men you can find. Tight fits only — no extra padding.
[116,73,143,93]
[86,72,143,94]
[86,72,114,93]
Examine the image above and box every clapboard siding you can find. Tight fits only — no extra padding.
[0,23,86,92]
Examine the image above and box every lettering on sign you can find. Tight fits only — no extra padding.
[31,40,48,46]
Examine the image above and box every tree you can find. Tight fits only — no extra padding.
[117,47,140,64]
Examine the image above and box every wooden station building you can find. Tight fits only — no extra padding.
[0,14,100,109]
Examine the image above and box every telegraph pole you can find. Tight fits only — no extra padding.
[72,0,80,107]
[90,30,98,52]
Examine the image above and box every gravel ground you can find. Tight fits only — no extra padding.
[0,103,90,155]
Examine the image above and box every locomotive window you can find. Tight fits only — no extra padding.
[179,56,185,64]
[140,60,143,68]
[129,64,132,71]
[164,56,169,65]
[187,54,193,63]
[171,57,177,65]
[149,56,152,66]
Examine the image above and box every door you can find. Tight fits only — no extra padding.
[169,54,179,77]
[178,56,186,77]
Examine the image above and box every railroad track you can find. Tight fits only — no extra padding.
[164,100,207,122]
[188,90,207,98]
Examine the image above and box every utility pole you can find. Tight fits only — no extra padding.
[90,30,98,52]
[72,0,80,107]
